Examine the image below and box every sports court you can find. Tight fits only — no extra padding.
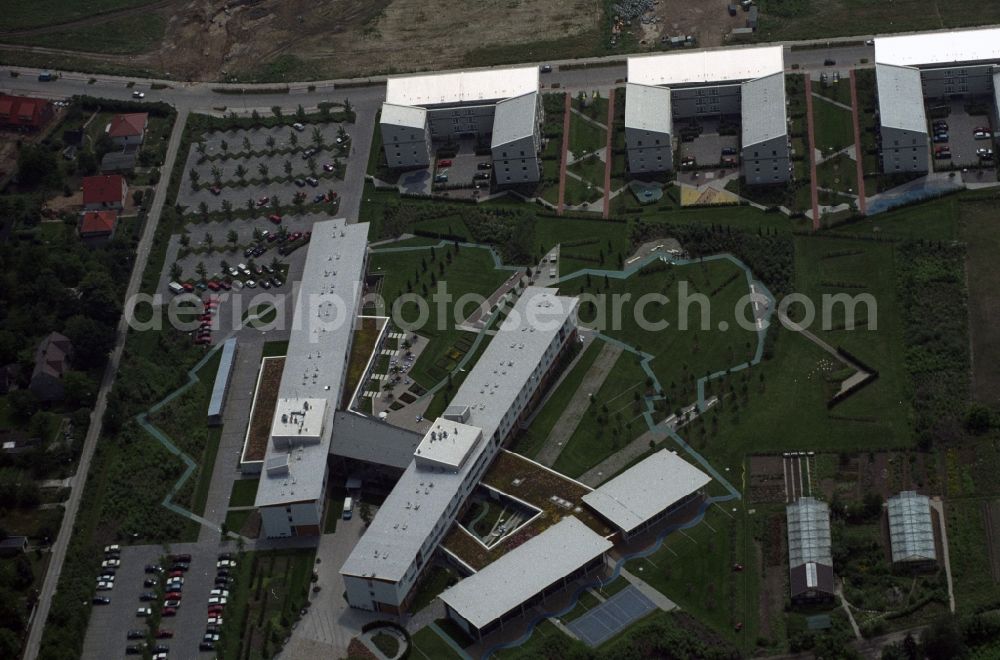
[566,585,657,647]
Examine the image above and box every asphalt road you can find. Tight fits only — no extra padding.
[22,108,190,660]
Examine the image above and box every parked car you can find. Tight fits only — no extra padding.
[102,558,120,568]
[477,161,492,170]
[140,592,158,601]
[974,128,991,139]
[170,562,190,572]
[93,596,111,605]
[245,280,257,289]
[474,171,490,181]
[721,156,737,167]
[136,607,152,617]
[155,629,174,639]
[208,596,228,605]
[161,607,177,617]
[306,176,319,187]
[438,159,453,167]
[207,616,223,626]
[164,599,181,608]
[125,644,145,655]
[210,186,221,195]
[824,58,836,66]
[323,162,335,172]
[934,149,952,159]
[540,64,552,73]
[269,214,283,224]
[433,173,448,183]
[932,133,949,143]
[292,122,305,132]
[271,277,284,288]
[294,178,306,187]
[165,591,183,600]
[200,642,216,652]
[721,147,737,156]
[96,581,113,591]
[210,589,230,597]
[104,545,121,555]
[256,196,270,207]
[132,91,145,99]
[977,147,994,159]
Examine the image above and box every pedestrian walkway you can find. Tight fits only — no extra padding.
[535,341,623,466]
[557,92,570,216]
[848,70,868,215]
[804,77,821,228]
[602,88,615,219]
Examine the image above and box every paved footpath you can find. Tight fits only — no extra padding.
[848,70,868,215]
[23,109,190,660]
[557,92,571,216]
[804,77,821,229]
[535,342,623,467]
[578,425,665,487]
[602,88,615,219]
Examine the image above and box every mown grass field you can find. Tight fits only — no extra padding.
[959,201,1000,405]
[0,0,154,30]
[3,14,166,54]
[811,95,855,155]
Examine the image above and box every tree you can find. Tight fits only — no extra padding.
[295,104,306,120]
[63,370,96,408]
[189,168,200,189]
[196,141,206,158]
[6,389,39,422]
[265,135,276,150]
[204,232,214,250]
[220,139,228,153]
[921,616,967,660]
[270,194,281,210]
[196,261,207,281]
[198,201,209,218]
[63,315,115,370]
[257,162,269,181]
[210,164,222,182]
[235,163,247,181]
[343,98,352,115]
[289,132,298,147]
[17,146,61,190]
[307,157,317,175]
[242,136,252,152]
[271,106,282,118]
[170,262,182,282]
[270,257,282,273]
[221,199,233,219]
[77,148,98,175]
[283,159,292,176]
[221,259,230,273]
[227,229,239,248]
[311,126,324,146]
[179,233,190,248]
[253,228,263,242]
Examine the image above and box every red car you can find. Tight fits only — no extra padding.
[210,186,222,196]
[194,336,211,345]
[162,607,177,617]
[266,233,279,242]
[438,159,452,167]
[207,605,224,615]
[165,592,182,600]
[182,282,195,292]
[155,629,173,639]
[207,281,220,291]
[169,570,184,578]
[268,214,282,225]
[220,280,232,291]
[256,196,269,207]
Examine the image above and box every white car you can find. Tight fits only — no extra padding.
[96,581,113,591]
[166,578,184,588]
[292,122,305,132]
[132,91,145,99]
[210,589,229,598]
[136,607,152,617]
[216,559,236,569]
[102,559,120,568]
[207,616,223,626]
[228,267,239,277]
[104,544,120,554]
[208,596,228,605]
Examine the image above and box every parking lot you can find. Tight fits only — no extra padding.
[930,99,994,169]
[676,117,740,169]
[177,122,356,214]
[82,542,229,658]
[398,138,492,196]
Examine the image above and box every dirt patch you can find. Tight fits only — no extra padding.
[748,455,785,504]
[242,356,284,463]
[636,0,749,48]
[961,202,1000,405]
[984,499,1000,583]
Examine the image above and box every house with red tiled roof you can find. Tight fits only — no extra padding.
[0,94,54,131]
[29,332,73,402]
[106,112,148,148]
[82,174,127,211]
[78,210,118,243]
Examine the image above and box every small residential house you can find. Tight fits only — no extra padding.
[29,332,73,402]
[0,536,28,557]
[78,210,118,243]
[82,174,127,211]
[0,94,54,131]
[100,151,138,174]
[106,112,148,148]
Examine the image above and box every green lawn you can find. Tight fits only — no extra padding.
[946,497,1000,614]
[563,173,603,207]
[368,244,510,390]
[409,566,457,613]
[815,153,858,197]
[811,95,855,155]
[496,620,574,659]
[228,479,260,508]
[4,14,166,54]
[0,0,155,30]
[568,153,606,189]
[261,340,289,358]
[552,349,649,477]
[411,626,464,660]
[224,509,252,534]
[512,339,601,458]
[624,506,745,644]
[568,112,607,158]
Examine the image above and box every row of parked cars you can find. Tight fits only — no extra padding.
[201,553,239,652]
[127,554,192,658]
[92,545,121,602]
[932,120,995,162]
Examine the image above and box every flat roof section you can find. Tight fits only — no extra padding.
[385,66,539,108]
[581,450,710,534]
[628,45,784,87]
[875,27,1000,68]
[254,218,369,510]
[207,337,237,420]
[439,516,612,630]
[380,102,427,130]
[741,72,788,148]
[875,63,928,134]
[329,410,422,471]
[270,398,326,447]
[624,82,672,134]
[414,420,483,471]
[491,91,538,148]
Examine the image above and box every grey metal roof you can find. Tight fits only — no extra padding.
[385,66,539,107]
[741,72,787,148]
[439,516,612,630]
[786,497,832,568]
[254,218,369,509]
[491,91,538,148]
[340,287,578,583]
[380,102,427,130]
[582,450,710,533]
[624,82,672,135]
[887,491,936,563]
[207,337,237,419]
[330,410,422,471]
[876,63,928,134]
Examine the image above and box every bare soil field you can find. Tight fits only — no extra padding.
[638,0,748,48]
[960,202,1000,405]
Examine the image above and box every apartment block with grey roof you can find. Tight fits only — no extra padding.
[379,67,543,183]
[624,45,790,184]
